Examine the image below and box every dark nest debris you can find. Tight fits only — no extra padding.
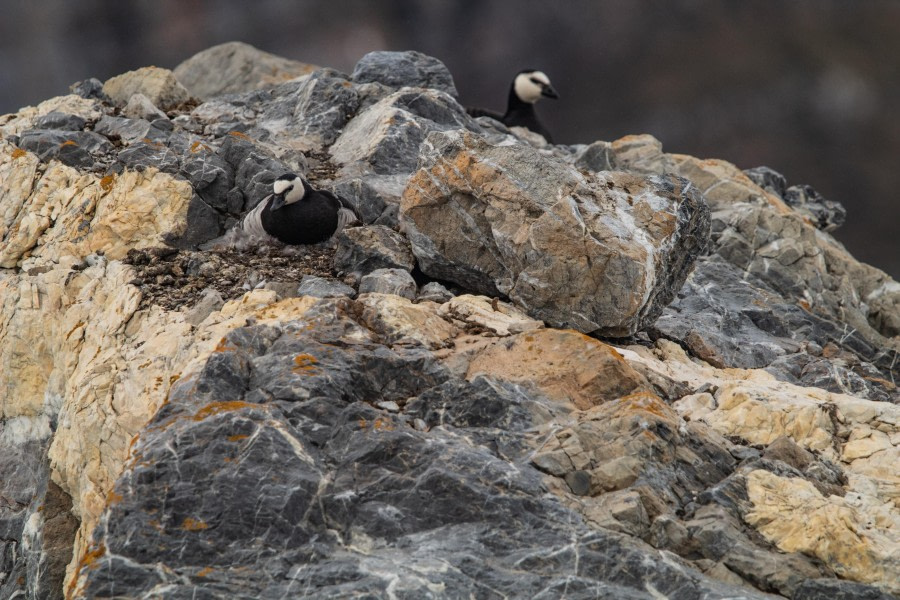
[123,245,341,311]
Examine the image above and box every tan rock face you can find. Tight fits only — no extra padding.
[466,329,650,411]
[0,141,192,268]
[745,470,900,594]
[0,95,102,138]
[103,66,191,110]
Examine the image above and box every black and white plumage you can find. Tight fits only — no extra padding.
[233,174,360,247]
[468,69,559,143]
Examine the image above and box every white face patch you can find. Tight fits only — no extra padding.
[273,176,306,205]
[514,71,551,104]
[273,179,292,195]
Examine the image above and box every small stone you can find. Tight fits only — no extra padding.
[297,275,356,299]
[358,268,416,300]
[122,93,168,121]
[416,282,454,304]
[70,77,110,102]
[412,418,428,431]
[33,111,87,131]
[334,224,415,276]
[564,470,591,496]
[376,401,400,413]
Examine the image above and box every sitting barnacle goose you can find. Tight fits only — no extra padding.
[235,173,361,246]
[467,69,559,143]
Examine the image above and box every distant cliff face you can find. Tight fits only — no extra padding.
[0,43,898,600]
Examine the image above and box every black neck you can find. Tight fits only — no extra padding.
[504,84,534,119]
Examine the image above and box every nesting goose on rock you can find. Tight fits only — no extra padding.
[468,69,559,143]
[209,174,361,249]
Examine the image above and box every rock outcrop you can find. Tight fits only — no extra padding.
[1,44,898,600]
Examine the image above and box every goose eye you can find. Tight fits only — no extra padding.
[530,78,540,84]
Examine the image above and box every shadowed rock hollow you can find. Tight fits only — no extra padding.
[0,44,898,600]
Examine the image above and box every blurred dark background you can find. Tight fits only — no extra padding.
[2,0,898,278]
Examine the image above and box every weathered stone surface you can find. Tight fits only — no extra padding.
[174,41,317,99]
[330,88,476,176]
[745,166,847,232]
[2,47,899,600]
[333,224,415,276]
[32,111,86,131]
[0,141,192,268]
[438,294,543,336]
[121,92,168,121]
[103,66,192,110]
[17,129,114,168]
[611,134,900,392]
[69,305,776,600]
[296,274,356,299]
[401,130,710,336]
[351,50,458,97]
[358,267,417,299]
[745,470,900,594]
[793,578,896,600]
[416,281,454,303]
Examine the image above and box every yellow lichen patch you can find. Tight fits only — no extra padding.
[227,434,249,442]
[228,131,253,141]
[190,140,212,153]
[358,418,368,429]
[59,140,78,148]
[213,337,237,353]
[99,174,116,191]
[373,418,394,431]
[196,567,214,577]
[106,490,123,506]
[140,137,164,148]
[292,353,318,374]
[613,391,671,419]
[182,517,209,531]
[192,401,257,421]
[75,543,106,573]
[11,147,27,159]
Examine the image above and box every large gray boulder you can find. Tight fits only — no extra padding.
[173,41,318,99]
[400,130,710,336]
[351,50,458,97]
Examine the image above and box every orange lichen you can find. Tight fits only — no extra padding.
[77,543,107,571]
[106,490,123,505]
[99,174,116,191]
[213,337,237,353]
[59,140,78,148]
[292,353,318,374]
[11,147,27,159]
[192,401,257,421]
[228,131,252,141]
[190,140,211,153]
[373,418,394,431]
[182,517,209,531]
[227,434,249,442]
[614,391,669,418]
[196,567,215,577]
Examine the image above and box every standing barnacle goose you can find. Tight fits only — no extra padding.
[467,69,559,143]
[237,173,361,246]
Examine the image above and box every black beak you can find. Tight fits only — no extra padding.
[269,193,286,211]
[541,84,559,99]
